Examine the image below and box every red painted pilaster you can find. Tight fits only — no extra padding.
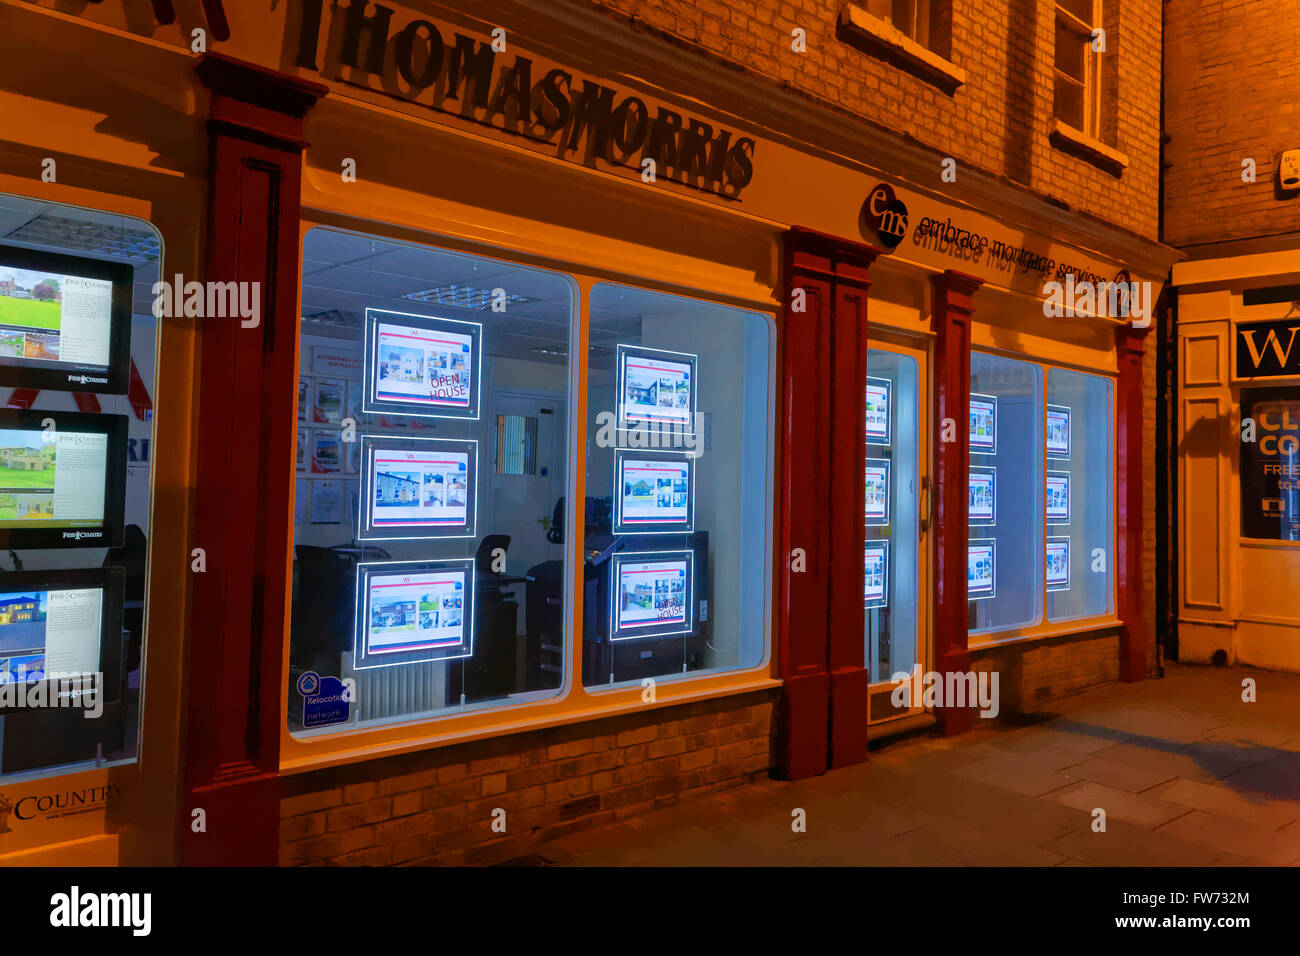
[1116,323,1149,682]
[775,228,878,778]
[179,54,325,865]
[930,271,982,736]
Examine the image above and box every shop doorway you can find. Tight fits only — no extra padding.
[865,337,930,722]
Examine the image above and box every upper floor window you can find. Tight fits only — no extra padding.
[866,0,934,48]
[1054,0,1103,139]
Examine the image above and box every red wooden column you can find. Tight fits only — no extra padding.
[1116,324,1149,682]
[930,270,982,736]
[179,54,325,865]
[775,227,878,779]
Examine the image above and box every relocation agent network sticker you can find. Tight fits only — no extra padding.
[298,670,350,729]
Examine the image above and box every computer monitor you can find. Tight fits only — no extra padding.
[0,244,133,394]
[0,566,125,714]
[0,409,128,549]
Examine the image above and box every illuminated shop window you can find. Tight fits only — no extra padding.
[1045,368,1114,621]
[287,228,573,735]
[864,349,920,681]
[0,194,161,781]
[969,352,1043,635]
[581,283,772,688]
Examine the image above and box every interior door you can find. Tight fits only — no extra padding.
[865,337,930,722]
[487,388,566,596]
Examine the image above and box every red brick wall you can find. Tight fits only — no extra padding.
[561,0,1163,238]
[280,691,775,865]
[1164,0,1300,246]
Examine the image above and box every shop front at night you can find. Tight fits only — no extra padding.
[0,0,1178,866]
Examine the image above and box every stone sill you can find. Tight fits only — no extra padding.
[1050,119,1129,177]
[838,4,967,95]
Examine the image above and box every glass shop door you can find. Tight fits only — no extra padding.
[865,337,930,722]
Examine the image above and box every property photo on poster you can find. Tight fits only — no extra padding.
[864,540,889,609]
[970,393,998,453]
[313,377,345,425]
[364,308,481,419]
[865,376,892,445]
[1046,403,1072,459]
[1046,470,1071,524]
[311,430,341,474]
[616,345,696,433]
[865,458,890,524]
[298,376,311,422]
[968,538,996,599]
[359,436,476,540]
[0,244,132,394]
[354,559,476,669]
[613,450,693,533]
[296,426,308,472]
[1046,536,1071,591]
[610,551,694,641]
[969,466,997,525]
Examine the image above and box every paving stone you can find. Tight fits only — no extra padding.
[953,754,1077,797]
[1156,811,1300,865]
[1047,781,1191,829]
[1145,777,1300,829]
[1057,755,1180,793]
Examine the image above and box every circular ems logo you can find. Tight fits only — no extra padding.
[861,183,909,250]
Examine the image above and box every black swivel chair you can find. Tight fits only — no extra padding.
[457,535,521,701]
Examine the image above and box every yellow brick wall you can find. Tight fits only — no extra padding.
[1164,0,1300,245]
[563,0,1164,238]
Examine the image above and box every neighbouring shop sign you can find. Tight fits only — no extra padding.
[1240,388,1300,540]
[1236,319,1300,378]
[288,0,757,201]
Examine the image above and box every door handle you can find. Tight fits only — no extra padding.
[920,476,933,534]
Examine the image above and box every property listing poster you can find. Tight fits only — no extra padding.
[864,540,889,608]
[365,569,467,657]
[1046,536,1071,591]
[970,393,998,453]
[865,458,890,524]
[371,313,475,413]
[311,430,341,474]
[297,426,308,472]
[369,447,471,533]
[298,376,311,422]
[969,466,996,524]
[614,556,690,638]
[618,347,694,430]
[1046,404,1071,459]
[1046,470,1071,523]
[617,454,691,530]
[968,539,996,599]
[865,377,892,444]
[313,378,345,424]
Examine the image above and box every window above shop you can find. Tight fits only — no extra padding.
[1050,0,1129,175]
[838,1,967,94]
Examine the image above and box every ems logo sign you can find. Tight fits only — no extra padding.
[861,183,909,251]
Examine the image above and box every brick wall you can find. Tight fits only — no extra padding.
[973,630,1122,714]
[280,690,776,865]
[1164,0,1300,246]
[561,0,1163,238]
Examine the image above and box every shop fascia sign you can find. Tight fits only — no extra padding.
[0,784,120,853]
[289,0,757,202]
[1236,318,1300,379]
[860,180,1138,310]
